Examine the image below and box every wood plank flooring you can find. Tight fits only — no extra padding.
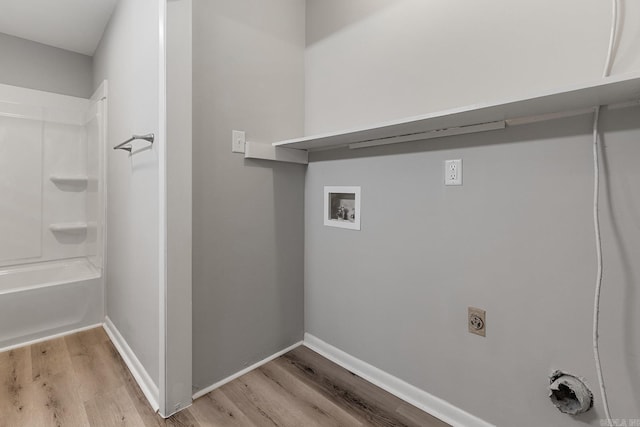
[0,328,449,426]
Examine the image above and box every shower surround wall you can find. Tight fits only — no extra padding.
[304,1,640,426]
[0,83,105,349]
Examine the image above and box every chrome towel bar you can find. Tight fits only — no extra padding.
[114,133,154,152]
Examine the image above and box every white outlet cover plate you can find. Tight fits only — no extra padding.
[232,130,246,153]
[445,159,462,186]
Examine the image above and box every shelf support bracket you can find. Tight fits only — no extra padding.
[244,141,308,165]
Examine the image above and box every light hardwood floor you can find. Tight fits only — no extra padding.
[0,328,449,426]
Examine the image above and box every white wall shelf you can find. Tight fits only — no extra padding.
[50,176,89,185]
[273,71,640,152]
[49,222,88,233]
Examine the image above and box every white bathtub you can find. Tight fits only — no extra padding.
[0,258,103,350]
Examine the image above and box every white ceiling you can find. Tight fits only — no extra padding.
[0,0,117,56]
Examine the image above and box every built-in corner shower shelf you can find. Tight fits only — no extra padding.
[272,71,640,152]
[50,176,89,185]
[49,222,89,233]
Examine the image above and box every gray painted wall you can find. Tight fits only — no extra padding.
[0,32,93,98]
[306,111,640,426]
[192,0,306,391]
[305,1,640,426]
[305,0,640,134]
[93,0,162,389]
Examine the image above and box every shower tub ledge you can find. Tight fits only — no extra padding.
[0,258,103,351]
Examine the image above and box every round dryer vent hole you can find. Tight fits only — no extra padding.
[549,370,593,415]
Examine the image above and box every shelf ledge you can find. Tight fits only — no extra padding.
[49,222,88,232]
[50,176,89,185]
[273,71,640,152]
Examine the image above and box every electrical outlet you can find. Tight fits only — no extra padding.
[232,130,246,153]
[445,159,462,186]
[468,307,486,337]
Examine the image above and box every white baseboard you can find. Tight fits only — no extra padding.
[0,323,104,353]
[192,341,303,400]
[303,333,495,427]
[103,317,160,412]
